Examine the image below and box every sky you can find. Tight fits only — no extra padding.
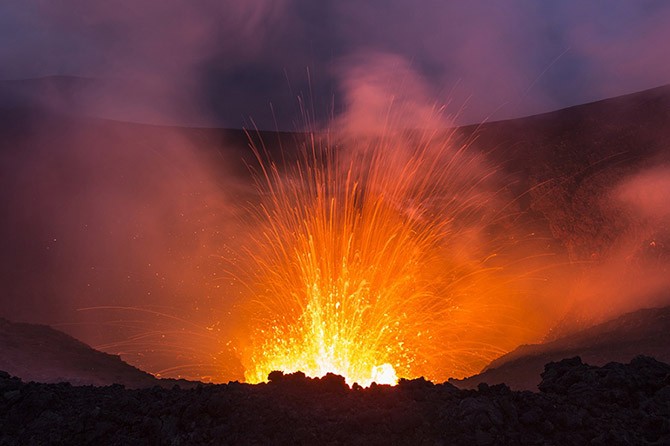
[1,0,670,129]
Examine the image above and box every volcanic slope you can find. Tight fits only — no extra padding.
[462,84,670,263]
[0,318,195,388]
[452,305,670,391]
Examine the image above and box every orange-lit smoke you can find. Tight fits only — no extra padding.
[555,165,670,329]
[0,117,250,382]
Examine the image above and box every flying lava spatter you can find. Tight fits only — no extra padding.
[238,125,535,387]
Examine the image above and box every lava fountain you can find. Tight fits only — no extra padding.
[237,124,536,387]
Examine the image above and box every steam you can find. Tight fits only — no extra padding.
[611,165,670,306]
[617,167,670,221]
[555,164,670,332]
[0,0,291,126]
[333,52,450,135]
[3,2,670,128]
[330,51,509,244]
[0,118,251,381]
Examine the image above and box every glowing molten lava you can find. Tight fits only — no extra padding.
[239,128,530,386]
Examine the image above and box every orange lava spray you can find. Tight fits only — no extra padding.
[238,125,538,386]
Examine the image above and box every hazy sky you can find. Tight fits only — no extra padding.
[1,0,670,128]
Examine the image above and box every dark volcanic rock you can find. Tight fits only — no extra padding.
[539,355,670,396]
[1,357,669,445]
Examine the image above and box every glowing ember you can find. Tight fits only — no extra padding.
[238,127,533,386]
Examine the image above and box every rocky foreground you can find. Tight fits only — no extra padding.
[1,356,669,445]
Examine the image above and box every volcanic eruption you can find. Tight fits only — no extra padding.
[234,103,548,386]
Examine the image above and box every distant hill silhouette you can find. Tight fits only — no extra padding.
[451,305,670,391]
[0,318,196,388]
